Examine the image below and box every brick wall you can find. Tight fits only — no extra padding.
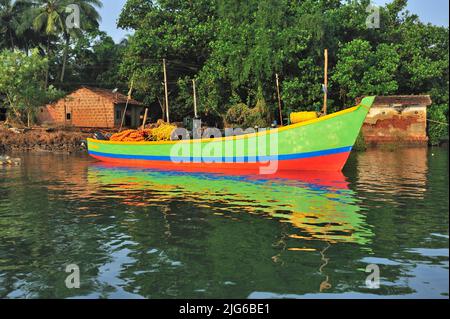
[362,105,428,145]
[360,96,432,145]
[38,87,115,128]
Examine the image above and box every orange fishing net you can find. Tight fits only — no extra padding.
[109,121,177,142]
[110,129,150,142]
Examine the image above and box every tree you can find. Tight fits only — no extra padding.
[117,0,153,30]
[0,49,64,127]
[331,39,400,104]
[396,22,449,103]
[29,0,102,84]
[59,0,102,83]
[428,104,448,146]
[29,0,67,87]
[0,0,33,49]
[197,0,342,118]
[117,0,448,130]
[63,31,126,91]
[118,0,217,122]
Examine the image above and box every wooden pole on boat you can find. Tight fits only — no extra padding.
[322,49,328,115]
[119,78,134,132]
[192,79,198,118]
[141,108,149,130]
[163,58,170,123]
[276,73,283,126]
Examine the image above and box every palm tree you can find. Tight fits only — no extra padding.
[59,0,102,83]
[28,0,67,87]
[29,0,102,84]
[0,0,32,49]
[14,7,48,54]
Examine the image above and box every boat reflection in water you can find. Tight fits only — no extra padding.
[88,164,372,292]
[88,164,372,246]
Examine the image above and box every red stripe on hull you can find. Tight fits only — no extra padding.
[89,151,351,174]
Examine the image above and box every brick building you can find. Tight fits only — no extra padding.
[37,87,146,128]
[360,95,432,145]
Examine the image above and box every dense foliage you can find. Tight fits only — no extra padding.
[0,49,64,126]
[0,0,127,124]
[0,0,448,140]
[428,104,449,146]
[117,0,448,133]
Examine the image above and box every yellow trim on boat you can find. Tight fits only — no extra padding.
[87,104,361,146]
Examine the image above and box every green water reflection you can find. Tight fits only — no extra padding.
[0,147,448,298]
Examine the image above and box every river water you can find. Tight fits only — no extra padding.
[0,148,448,299]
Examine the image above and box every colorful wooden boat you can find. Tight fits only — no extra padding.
[87,96,375,173]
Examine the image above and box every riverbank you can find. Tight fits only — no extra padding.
[1,125,445,155]
[0,126,91,154]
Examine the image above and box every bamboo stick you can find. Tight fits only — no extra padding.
[141,108,149,130]
[276,73,283,126]
[163,59,170,123]
[323,49,328,115]
[119,79,134,132]
[192,79,198,118]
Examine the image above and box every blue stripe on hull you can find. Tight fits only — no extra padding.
[88,146,352,162]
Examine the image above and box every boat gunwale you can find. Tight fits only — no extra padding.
[87,98,372,146]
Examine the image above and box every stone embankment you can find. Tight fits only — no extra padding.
[0,126,92,154]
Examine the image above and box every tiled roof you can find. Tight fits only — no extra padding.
[357,95,432,107]
[81,86,143,105]
[372,95,432,107]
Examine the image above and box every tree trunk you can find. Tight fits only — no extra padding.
[60,35,70,83]
[27,110,31,128]
[10,106,24,126]
[45,37,50,89]
[157,97,165,121]
[9,28,14,49]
